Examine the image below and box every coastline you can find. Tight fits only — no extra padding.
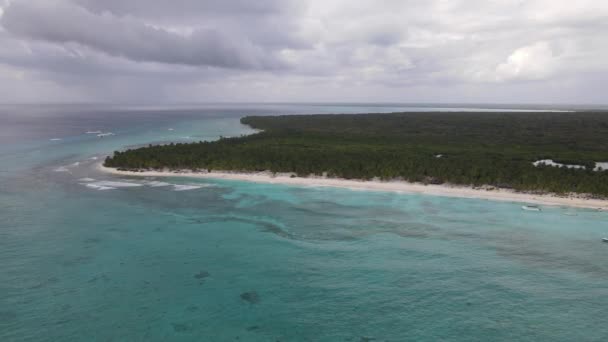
[98,163,608,210]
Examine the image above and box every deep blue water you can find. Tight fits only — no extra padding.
[1,104,607,341]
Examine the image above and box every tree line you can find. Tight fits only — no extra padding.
[105,111,608,196]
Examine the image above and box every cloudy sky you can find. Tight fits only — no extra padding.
[0,0,606,104]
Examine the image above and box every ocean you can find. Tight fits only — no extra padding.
[1,104,607,341]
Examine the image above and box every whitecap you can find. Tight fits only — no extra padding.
[50,138,62,141]
[173,184,204,191]
[86,131,102,134]
[70,162,80,167]
[82,181,141,190]
[145,181,172,187]
[90,156,98,160]
[78,178,95,182]
[54,166,70,172]
[92,181,142,188]
[83,183,116,191]
[97,132,115,137]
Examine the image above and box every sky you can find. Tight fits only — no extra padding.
[0,0,607,104]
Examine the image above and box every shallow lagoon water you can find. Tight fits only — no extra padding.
[1,104,607,341]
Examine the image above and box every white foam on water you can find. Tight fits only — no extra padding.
[80,183,110,190]
[86,131,102,134]
[82,181,142,190]
[97,132,115,137]
[50,138,62,141]
[173,184,205,191]
[145,181,172,187]
[90,156,98,160]
[54,162,80,172]
[92,181,142,188]
[82,183,116,191]
[78,178,95,182]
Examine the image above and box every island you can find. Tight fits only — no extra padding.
[103,111,608,201]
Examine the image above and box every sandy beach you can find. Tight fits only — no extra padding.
[98,164,608,210]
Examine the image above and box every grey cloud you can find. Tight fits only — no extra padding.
[1,0,290,70]
[367,31,404,46]
[72,0,311,49]
[0,0,607,104]
[73,0,294,19]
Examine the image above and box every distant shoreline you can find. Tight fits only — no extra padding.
[98,164,608,210]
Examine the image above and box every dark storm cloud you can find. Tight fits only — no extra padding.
[1,0,293,69]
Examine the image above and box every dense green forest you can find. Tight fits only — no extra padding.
[104,112,608,196]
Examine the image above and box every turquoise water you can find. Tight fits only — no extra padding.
[1,104,607,341]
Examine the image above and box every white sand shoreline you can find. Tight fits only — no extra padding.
[98,163,608,210]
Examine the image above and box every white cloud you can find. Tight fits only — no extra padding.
[495,42,558,81]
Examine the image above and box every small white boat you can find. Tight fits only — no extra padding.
[522,205,541,212]
[602,238,608,243]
